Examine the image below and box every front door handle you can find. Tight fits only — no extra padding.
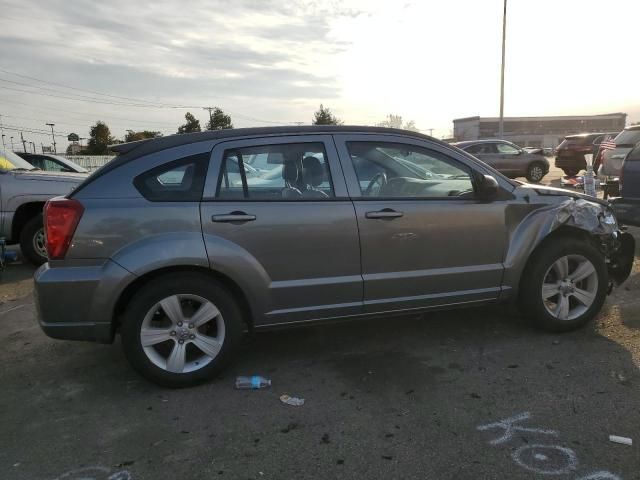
[212,211,256,223]
[365,209,403,219]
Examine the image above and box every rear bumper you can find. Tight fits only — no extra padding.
[34,259,135,343]
[555,155,586,169]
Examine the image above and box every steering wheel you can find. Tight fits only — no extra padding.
[365,172,388,196]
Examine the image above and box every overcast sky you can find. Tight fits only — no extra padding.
[0,0,638,150]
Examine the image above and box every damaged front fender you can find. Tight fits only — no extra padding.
[504,198,635,296]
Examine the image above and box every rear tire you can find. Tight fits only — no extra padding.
[19,215,47,266]
[519,237,608,332]
[562,168,579,177]
[526,162,546,183]
[121,273,245,387]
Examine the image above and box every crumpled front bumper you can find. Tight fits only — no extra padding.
[606,231,635,286]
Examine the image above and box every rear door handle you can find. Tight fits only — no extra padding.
[365,209,403,219]
[211,212,256,223]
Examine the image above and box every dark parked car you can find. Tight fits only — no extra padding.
[555,132,618,176]
[611,143,640,226]
[601,125,640,177]
[453,139,549,182]
[16,152,88,173]
[34,126,633,387]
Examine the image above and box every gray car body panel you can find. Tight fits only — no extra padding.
[0,170,85,240]
[32,127,632,343]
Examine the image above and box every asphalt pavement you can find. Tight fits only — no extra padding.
[1,166,639,480]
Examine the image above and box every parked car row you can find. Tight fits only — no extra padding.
[554,132,619,176]
[32,126,633,387]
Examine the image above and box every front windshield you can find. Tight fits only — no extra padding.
[0,148,37,171]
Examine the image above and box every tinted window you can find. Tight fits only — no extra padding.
[217,143,334,200]
[347,142,474,198]
[496,143,520,154]
[31,156,68,172]
[134,153,209,201]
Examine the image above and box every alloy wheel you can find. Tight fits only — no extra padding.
[541,255,598,321]
[140,294,225,374]
[33,228,47,259]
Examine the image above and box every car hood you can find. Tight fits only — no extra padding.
[10,170,87,183]
[518,183,609,206]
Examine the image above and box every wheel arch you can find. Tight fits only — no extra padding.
[11,201,45,242]
[112,265,255,336]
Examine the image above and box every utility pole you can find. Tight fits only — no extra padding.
[20,132,27,152]
[498,0,507,139]
[46,123,56,153]
[203,107,214,129]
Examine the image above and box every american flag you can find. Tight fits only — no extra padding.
[600,135,616,151]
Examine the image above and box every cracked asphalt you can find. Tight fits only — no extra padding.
[1,168,639,480]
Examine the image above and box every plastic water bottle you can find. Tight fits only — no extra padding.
[235,376,271,389]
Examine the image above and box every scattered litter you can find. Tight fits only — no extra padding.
[235,376,271,389]
[321,433,330,444]
[381,455,393,460]
[609,435,632,446]
[470,393,481,399]
[12,463,20,468]
[336,459,344,465]
[552,340,560,345]
[280,394,304,406]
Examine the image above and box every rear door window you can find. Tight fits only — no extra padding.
[615,129,640,147]
[217,143,334,200]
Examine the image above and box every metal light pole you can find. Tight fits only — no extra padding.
[20,132,27,152]
[498,0,507,139]
[46,123,56,153]
[10,136,14,151]
[30,142,36,153]
[1,134,5,150]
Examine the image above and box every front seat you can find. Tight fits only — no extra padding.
[301,156,329,198]
[281,161,302,198]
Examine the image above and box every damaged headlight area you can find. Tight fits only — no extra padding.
[551,199,634,286]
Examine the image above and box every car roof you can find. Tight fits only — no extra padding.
[624,125,640,131]
[109,125,437,156]
[453,139,513,147]
[565,132,605,139]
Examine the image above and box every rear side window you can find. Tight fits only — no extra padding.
[217,142,334,200]
[615,129,640,147]
[134,152,209,201]
[465,143,497,155]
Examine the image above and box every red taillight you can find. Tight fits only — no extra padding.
[44,198,84,260]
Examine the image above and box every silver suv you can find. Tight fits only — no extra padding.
[34,126,634,387]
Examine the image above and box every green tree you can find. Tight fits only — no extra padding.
[86,121,115,155]
[177,112,202,134]
[206,107,233,130]
[312,104,341,125]
[125,130,162,142]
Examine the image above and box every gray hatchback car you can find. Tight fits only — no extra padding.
[35,126,634,387]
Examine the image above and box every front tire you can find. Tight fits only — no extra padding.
[121,273,244,387]
[526,162,546,183]
[519,237,608,332]
[19,214,47,266]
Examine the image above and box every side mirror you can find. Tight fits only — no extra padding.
[477,174,499,200]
